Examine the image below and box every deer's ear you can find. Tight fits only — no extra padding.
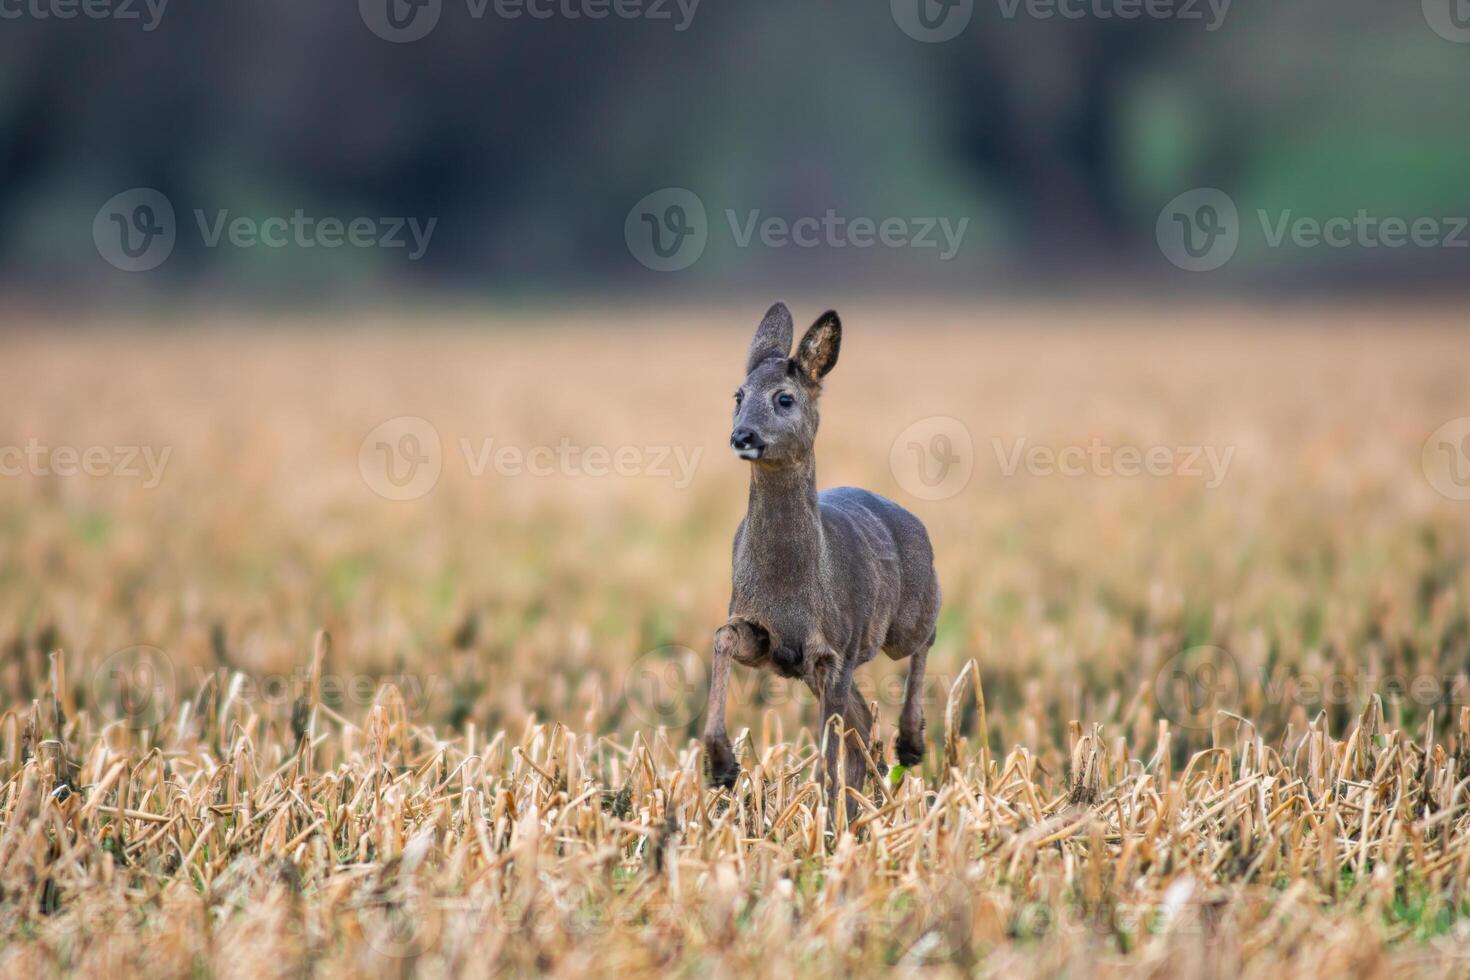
[794,310,841,383]
[746,302,793,373]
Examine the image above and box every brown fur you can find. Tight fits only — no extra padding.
[704,303,942,812]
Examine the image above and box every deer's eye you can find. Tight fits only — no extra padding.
[734,390,744,406]
[775,393,796,410]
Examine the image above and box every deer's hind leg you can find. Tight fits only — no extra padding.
[893,631,934,768]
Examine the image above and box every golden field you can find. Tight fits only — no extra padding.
[2,304,1469,978]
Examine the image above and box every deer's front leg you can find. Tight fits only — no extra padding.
[705,620,766,790]
[842,684,878,789]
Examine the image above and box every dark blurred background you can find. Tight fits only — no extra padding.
[1,0,1468,307]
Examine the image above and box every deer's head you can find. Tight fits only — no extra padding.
[730,303,841,465]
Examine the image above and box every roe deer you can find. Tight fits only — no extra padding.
[703,303,941,811]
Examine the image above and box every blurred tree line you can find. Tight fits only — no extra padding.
[0,0,1466,303]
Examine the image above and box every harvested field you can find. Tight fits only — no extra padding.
[2,306,1469,977]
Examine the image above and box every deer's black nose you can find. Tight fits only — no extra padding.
[731,429,764,452]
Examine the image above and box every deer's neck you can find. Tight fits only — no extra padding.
[741,458,824,582]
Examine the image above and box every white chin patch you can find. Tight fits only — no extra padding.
[734,448,763,460]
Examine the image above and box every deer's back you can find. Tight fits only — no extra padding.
[818,487,940,659]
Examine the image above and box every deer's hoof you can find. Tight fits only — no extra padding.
[706,738,739,790]
[894,730,926,767]
[771,643,804,678]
